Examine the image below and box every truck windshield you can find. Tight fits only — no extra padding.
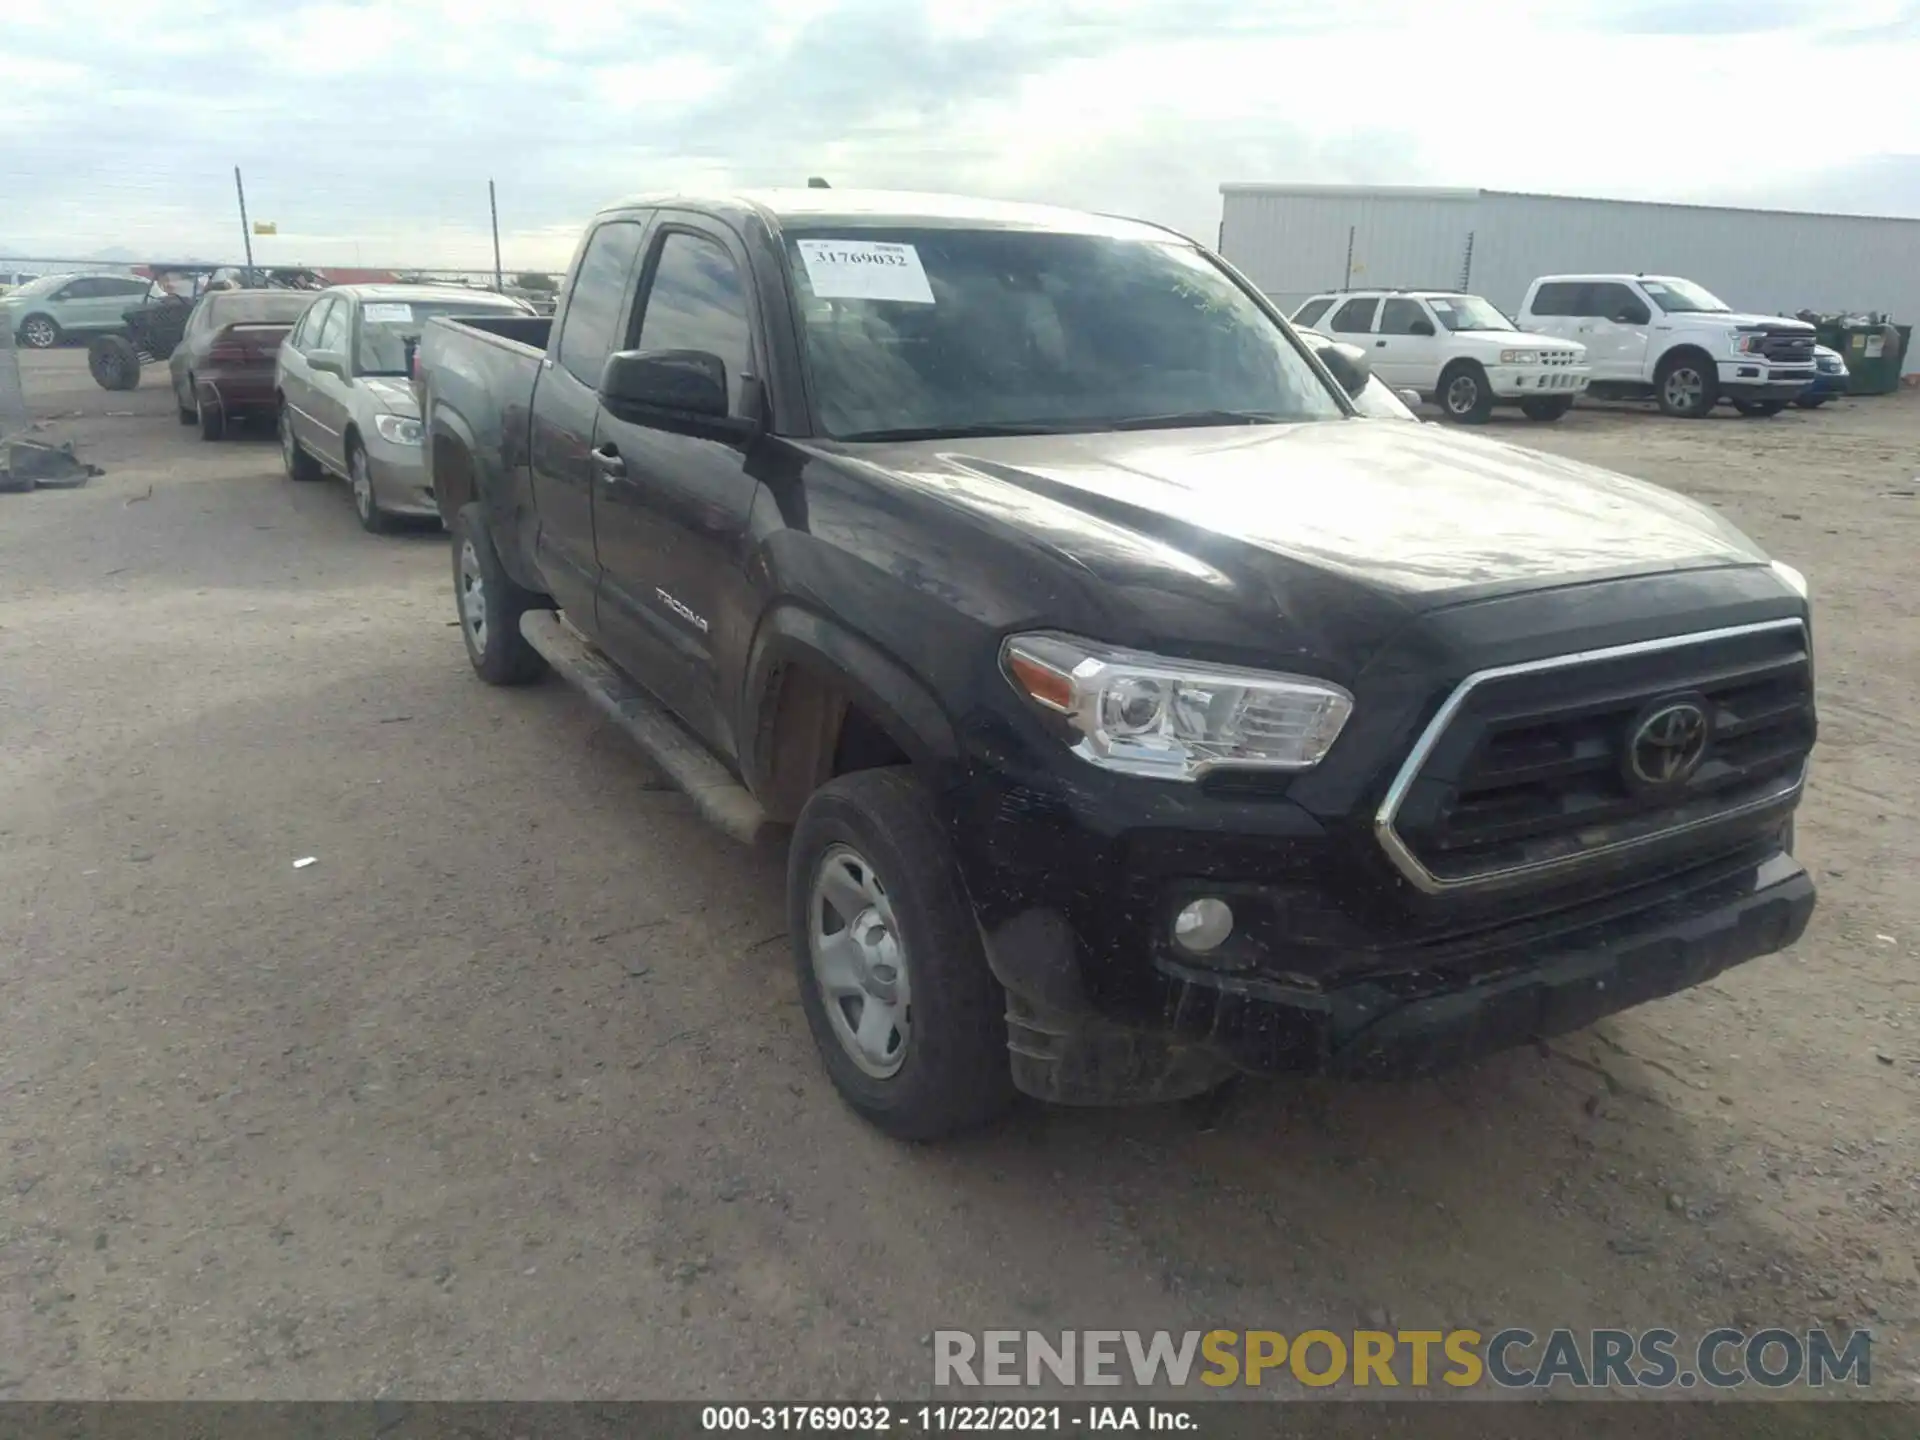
[355,298,525,375]
[1428,295,1515,332]
[1641,279,1731,314]
[782,228,1345,440]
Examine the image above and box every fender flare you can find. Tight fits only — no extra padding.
[740,602,962,813]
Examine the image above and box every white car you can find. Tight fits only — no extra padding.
[1291,289,1589,424]
[1517,274,1818,419]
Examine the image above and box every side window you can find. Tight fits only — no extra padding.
[316,298,349,353]
[63,278,104,299]
[558,220,648,386]
[1379,298,1429,335]
[110,278,149,297]
[1529,282,1577,317]
[1291,298,1333,327]
[1589,283,1647,323]
[1328,297,1379,334]
[632,232,755,414]
[290,298,326,350]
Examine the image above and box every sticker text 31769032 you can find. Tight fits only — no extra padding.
[795,240,935,304]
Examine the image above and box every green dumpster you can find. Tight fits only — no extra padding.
[1803,314,1910,395]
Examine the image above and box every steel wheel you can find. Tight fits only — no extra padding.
[458,538,488,654]
[808,843,911,1079]
[19,315,58,348]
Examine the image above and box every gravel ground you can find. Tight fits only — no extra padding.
[2,349,1915,1401]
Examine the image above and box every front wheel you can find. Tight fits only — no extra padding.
[348,441,392,534]
[1437,362,1493,424]
[1520,396,1573,422]
[449,503,549,685]
[789,767,1016,1140]
[87,335,141,391]
[1734,400,1786,417]
[1656,353,1718,419]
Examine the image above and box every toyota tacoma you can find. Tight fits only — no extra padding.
[416,189,1817,1139]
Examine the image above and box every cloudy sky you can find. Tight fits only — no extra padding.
[3,0,1917,272]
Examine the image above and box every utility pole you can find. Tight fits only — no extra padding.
[488,180,503,292]
[235,167,255,271]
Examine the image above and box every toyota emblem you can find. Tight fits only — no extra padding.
[1627,700,1711,788]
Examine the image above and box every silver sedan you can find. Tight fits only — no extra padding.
[274,284,532,533]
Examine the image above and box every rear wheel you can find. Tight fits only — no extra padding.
[450,503,548,685]
[348,440,391,534]
[280,403,323,482]
[196,383,226,441]
[1655,351,1717,418]
[17,314,60,349]
[1437,361,1493,424]
[1734,400,1786,417]
[1520,396,1573,422]
[87,335,141,391]
[789,767,1016,1140]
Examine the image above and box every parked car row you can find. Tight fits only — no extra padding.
[402,188,1817,1140]
[1291,271,1842,422]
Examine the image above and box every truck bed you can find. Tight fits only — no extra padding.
[416,314,554,529]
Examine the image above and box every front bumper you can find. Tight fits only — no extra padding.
[1486,363,1590,399]
[1718,361,1815,399]
[365,433,436,518]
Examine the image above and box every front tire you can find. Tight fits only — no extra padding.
[789,768,1016,1141]
[87,335,141,391]
[18,314,61,349]
[1734,400,1786,417]
[1656,351,1718,419]
[1520,396,1573,422]
[449,503,548,685]
[347,440,391,534]
[280,404,324,482]
[1437,362,1494,424]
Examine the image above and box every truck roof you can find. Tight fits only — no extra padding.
[1531,274,1686,285]
[595,188,1186,244]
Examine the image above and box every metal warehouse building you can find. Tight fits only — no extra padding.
[1219,185,1920,372]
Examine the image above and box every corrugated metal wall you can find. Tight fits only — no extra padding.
[1217,188,1478,314]
[1220,186,1920,371]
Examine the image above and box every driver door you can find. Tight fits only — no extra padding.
[1575,282,1652,383]
[1373,297,1443,391]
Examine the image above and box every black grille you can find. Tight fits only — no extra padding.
[1758,330,1816,364]
[1386,623,1814,887]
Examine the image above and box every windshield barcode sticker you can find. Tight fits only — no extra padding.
[363,303,414,323]
[796,240,935,304]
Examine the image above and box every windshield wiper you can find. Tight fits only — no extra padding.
[1100,409,1285,431]
[833,421,1080,442]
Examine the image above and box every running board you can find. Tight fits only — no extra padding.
[519,610,771,846]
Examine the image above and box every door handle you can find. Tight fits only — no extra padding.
[591,446,626,482]
[1375,339,1387,348]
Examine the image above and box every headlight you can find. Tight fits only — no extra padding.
[1770,560,1809,599]
[1499,350,1539,364]
[1001,633,1354,780]
[1734,333,1768,354]
[373,414,423,445]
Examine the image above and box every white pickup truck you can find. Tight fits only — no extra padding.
[1517,274,1818,419]
[1291,289,1588,424]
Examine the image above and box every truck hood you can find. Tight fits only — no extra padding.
[1457,329,1584,354]
[830,419,1768,606]
[1673,311,1815,333]
[359,377,420,417]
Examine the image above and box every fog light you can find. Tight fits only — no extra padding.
[1173,898,1234,953]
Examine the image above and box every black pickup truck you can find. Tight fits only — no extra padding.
[416,189,1817,1140]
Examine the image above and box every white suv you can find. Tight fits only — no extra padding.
[1291,290,1589,424]
[1517,274,1818,419]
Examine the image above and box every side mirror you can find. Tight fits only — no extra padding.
[601,348,730,419]
[1396,388,1423,412]
[307,350,347,378]
[1409,319,1436,337]
[1320,340,1373,399]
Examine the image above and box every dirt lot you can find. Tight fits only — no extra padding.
[1,348,1916,1401]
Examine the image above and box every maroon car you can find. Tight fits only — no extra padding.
[168,289,318,440]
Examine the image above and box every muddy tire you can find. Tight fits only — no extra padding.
[87,335,141,391]
[789,767,1015,1141]
[1734,400,1786,417]
[450,503,548,686]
